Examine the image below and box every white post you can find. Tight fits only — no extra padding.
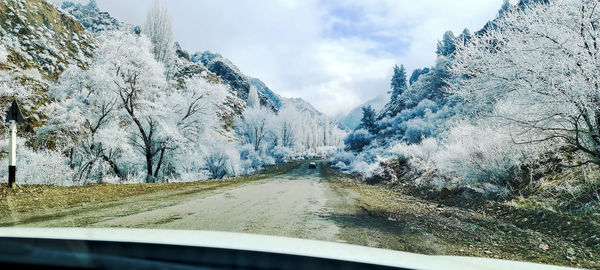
[9,120,16,166]
[8,120,16,187]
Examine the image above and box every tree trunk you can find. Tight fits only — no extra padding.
[102,154,122,179]
[154,147,166,178]
[146,146,154,183]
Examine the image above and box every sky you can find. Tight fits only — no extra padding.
[59,0,507,116]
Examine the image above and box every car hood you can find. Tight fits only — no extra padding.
[0,228,577,270]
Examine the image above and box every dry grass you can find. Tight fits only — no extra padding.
[323,165,600,269]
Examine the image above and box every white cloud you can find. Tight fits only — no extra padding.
[61,0,506,115]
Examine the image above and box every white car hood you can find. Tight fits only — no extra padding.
[0,228,578,270]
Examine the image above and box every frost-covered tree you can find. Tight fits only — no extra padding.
[344,129,373,152]
[409,68,429,85]
[274,106,300,148]
[100,32,172,182]
[436,31,456,56]
[450,0,600,166]
[143,0,176,76]
[247,85,260,109]
[389,64,407,102]
[358,105,377,134]
[236,106,274,152]
[44,31,221,183]
[41,65,130,183]
[498,0,511,16]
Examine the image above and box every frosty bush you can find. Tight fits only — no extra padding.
[0,139,73,186]
[432,123,534,194]
[344,129,373,152]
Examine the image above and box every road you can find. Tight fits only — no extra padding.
[9,161,367,244]
[91,161,353,242]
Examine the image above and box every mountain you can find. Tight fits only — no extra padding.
[191,51,281,112]
[281,97,322,117]
[60,0,123,33]
[191,51,324,118]
[0,0,94,80]
[341,94,389,130]
[249,77,282,110]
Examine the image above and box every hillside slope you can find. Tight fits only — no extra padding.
[0,0,95,132]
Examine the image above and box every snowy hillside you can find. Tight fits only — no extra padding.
[191,51,280,111]
[0,0,95,132]
[334,0,600,217]
[0,0,94,80]
[61,0,122,33]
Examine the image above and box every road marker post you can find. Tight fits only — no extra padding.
[6,100,24,188]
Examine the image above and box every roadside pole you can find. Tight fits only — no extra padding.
[6,100,24,188]
[8,119,16,188]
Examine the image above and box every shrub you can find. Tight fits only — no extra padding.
[344,129,373,152]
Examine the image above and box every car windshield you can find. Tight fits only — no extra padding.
[0,0,598,269]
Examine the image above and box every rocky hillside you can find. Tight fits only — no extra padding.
[0,0,94,80]
[60,0,123,33]
[191,51,280,112]
[0,0,95,133]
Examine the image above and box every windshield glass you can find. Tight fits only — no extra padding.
[0,0,598,269]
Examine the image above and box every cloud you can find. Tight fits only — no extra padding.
[60,0,505,115]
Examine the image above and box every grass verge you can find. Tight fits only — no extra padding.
[322,164,600,269]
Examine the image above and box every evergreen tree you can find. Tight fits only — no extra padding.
[499,0,511,16]
[409,67,429,85]
[86,0,97,9]
[359,105,377,134]
[390,64,407,102]
[436,31,456,56]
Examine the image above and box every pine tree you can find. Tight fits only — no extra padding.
[499,0,511,16]
[436,31,457,56]
[86,0,97,9]
[359,105,377,134]
[390,64,407,102]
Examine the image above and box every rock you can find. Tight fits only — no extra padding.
[566,247,575,256]
[539,243,549,251]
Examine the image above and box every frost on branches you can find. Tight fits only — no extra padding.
[451,0,600,167]
[336,0,600,202]
[40,31,226,184]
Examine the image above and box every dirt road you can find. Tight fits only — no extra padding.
[4,161,360,244]
[90,162,350,242]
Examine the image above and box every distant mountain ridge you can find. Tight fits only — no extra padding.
[60,0,123,33]
[191,51,323,117]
